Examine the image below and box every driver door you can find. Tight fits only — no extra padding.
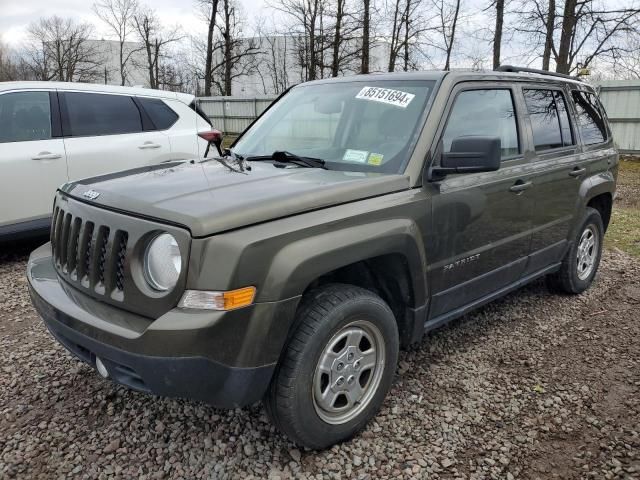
[427,84,535,320]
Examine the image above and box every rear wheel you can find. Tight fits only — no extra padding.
[547,207,604,294]
[264,284,399,449]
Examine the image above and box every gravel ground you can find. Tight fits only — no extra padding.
[0,240,639,480]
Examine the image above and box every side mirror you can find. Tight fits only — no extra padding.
[199,129,224,157]
[430,136,501,178]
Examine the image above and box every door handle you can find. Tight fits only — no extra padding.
[32,152,62,160]
[138,142,162,149]
[509,180,533,193]
[569,167,587,177]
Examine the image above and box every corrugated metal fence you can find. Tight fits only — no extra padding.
[597,81,640,154]
[196,96,277,135]
[198,85,640,153]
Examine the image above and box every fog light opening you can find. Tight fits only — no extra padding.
[95,357,109,378]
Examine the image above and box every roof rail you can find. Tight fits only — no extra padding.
[495,65,577,81]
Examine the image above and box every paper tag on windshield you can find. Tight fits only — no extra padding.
[368,153,384,165]
[355,86,415,108]
[343,149,368,163]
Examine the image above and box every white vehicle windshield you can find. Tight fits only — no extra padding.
[232,80,436,173]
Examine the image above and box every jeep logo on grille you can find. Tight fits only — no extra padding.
[83,189,100,200]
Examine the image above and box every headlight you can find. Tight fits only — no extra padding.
[143,233,181,291]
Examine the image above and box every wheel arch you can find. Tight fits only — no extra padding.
[261,219,429,348]
[579,173,615,232]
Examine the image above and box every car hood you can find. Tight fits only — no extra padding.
[61,160,410,237]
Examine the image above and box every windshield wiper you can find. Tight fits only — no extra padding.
[246,151,327,169]
[226,148,251,172]
[200,148,249,173]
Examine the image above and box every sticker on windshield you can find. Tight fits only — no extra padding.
[343,149,369,163]
[355,86,415,108]
[368,153,384,166]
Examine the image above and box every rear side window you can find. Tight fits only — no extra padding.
[138,97,179,130]
[0,92,52,143]
[571,91,607,145]
[443,89,520,158]
[64,92,142,137]
[523,89,574,150]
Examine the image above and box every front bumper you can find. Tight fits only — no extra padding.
[27,243,299,408]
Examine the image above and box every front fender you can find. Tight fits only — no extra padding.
[260,218,428,305]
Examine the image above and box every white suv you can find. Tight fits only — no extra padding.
[0,82,215,240]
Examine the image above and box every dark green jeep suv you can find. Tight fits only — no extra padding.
[28,67,617,449]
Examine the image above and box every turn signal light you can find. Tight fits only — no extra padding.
[178,287,256,310]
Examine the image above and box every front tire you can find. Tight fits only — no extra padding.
[264,284,399,449]
[547,207,604,294]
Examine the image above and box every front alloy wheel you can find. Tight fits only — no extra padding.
[312,320,385,425]
[264,284,399,450]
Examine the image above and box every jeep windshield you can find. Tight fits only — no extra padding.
[232,80,436,173]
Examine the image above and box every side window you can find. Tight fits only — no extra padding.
[64,92,142,137]
[442,89,519,158]
[523,89,574,150]
[139,97,179,130]
[0,92,52,143]
[571,91,607,145]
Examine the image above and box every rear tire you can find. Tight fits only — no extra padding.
[547,207,604,294]
[263,284,399,450]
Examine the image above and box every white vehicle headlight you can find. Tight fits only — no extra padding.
[143,233,181,291]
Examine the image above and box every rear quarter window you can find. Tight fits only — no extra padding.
[189,100,212,126]
[571,91,608,145]
[139,97,179,130]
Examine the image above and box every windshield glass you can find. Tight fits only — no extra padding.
[233,79,436,173]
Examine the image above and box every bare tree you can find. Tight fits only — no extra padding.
[23,16,103,82]
[542,0,555,70]
[492,0,504,69]
[517,0,640,74]
[270,0,330,81]
[611,33,640,80]
[361,0,370,73]
[254,18,294,93]
[388,0,403,71]
[331,0,346,76]
[197,0,262,95]
[326,0,364,76]
[388,0,430,72]
[93,0,139,86]
[556,1,640,74]
[427,0,462,70]
[0,41,18,81]
[196,0,220,96]
[132,8,182,89]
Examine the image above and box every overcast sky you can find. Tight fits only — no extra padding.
[0,0,270,45]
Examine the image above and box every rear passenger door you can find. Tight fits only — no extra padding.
[60,92,171,180]
[428,84,535,319]
[520,86,584,273]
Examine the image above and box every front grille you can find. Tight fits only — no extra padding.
[49,192,189,319]
[115,232,128,291]
[51,207,129,299]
